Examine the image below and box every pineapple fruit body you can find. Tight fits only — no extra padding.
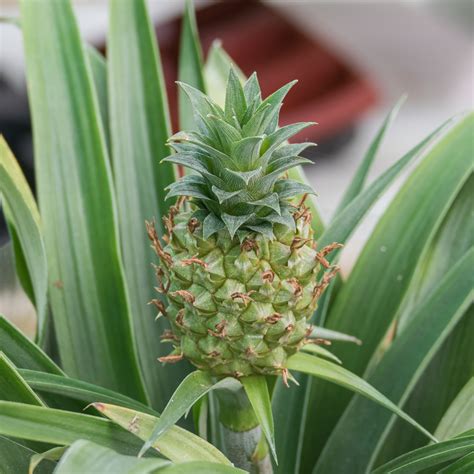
[160,208,322,378]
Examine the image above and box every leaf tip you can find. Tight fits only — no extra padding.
[90,402,105,412]
[138,442,151,459]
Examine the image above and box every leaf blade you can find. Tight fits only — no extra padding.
[140,371,236,456]
[20,370,157,416]
[0,436,55,474]
[179,0,206,131]
[0,401,146,456]
[94,403,232,465]
[374,172,474,463]
[314,248,474,473]
[54,440,169,474]
[438,452,474,474]
[30,446,65,474]
[301,113,473,468]
[0,137,48,344]
[335,96,405,213]
[86,46,109,148]
[0,352,43,405]
[0,315,63,375]
[20,0,147,401]
[372,432,474,474]
[435,377,474,441]
[108,0,181,410]
[287,352,436,443]
[241,375,277,464]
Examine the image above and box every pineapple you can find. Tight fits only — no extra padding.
[147,69,340,381]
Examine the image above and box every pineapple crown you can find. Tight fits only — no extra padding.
[163,68,316,240]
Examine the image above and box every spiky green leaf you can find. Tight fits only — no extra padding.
[241,375,277,463]
[0,315,63,375]
[287,352,436,443]
[140,371,236,457]
[20,370,156,415]
[372,431,474,474]
[315,249,473,473]
[20,0,147,401]
[301,114,472,469]
[435,377,474,441]
[0,137,47,344]
[95,403,232,465]
[335,96,406,213]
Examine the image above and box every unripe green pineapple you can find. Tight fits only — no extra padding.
[147,69,340,382]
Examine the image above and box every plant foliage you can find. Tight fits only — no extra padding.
[0,0,472,472]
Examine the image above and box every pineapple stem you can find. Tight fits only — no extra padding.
[216,385,273,473]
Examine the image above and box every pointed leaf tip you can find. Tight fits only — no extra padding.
[221,213,253,239]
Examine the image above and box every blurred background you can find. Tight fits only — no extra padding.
[1,0,473,335]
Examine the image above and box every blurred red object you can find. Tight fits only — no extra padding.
[156,0,377,144]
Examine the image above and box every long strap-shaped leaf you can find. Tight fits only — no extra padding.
[54,440,170,474]
[20,0,147,402]
[315,117,453,254]
[310,327,361,345]
[54,440,246,474]
[87,46,109,148]
[139,370,236,456]
[241,375,277,464]
[301,113,473,469]
[397,171,474,332]
[435,377,474,441]
[0,401,226,463]
[0,356,48,454]
[301,344,341,364]
[334,96,406,214]
[94,403,232,465]
[0,401,148,456]
[372,431,474,474]
[313,97,407,331]
[0,352,43,406]
[0,138,48,344]
[314,248,474,473]
[0,436,55,474]
[108,0,181,410]
[0,315,63,375]
[179,0,206,132]
[438,452,474,474]
[313,116,453,330]
[379,176,474,460]
[287,352,436,442]
[20,369,157,416]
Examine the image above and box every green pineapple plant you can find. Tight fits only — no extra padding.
[0,0,472,472]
